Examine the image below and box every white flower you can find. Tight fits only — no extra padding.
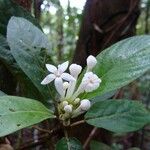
[69,64,82,78]
[41,61,75,97]
[79,99,91,111]
[74,98,80,104]
[63,82,69,90]
[41,61,75,85]
[81,72,101,92]
[87,55,97,71]
[64,104,73,113]
[62,101,68,107]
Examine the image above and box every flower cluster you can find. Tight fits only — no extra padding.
[41,55,101,121]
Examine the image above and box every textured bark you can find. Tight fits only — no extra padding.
[73,0,140,67]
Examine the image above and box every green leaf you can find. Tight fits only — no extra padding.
[90,141,111,150]
[0,0,41,35]
[85,100,150,133]
[0,90,6,96]
[91,90,116,103]
[84,36,150,99]
[0,96,55,137]
[7,17,53,100]
[0,35,44,100]
[56,137,83,150]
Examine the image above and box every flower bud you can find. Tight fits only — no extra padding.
[62,101,68,107]
[79,99,91,111]
[64,104,73,113]
[69,64,82,78]
[86,55,97,70]
[74,98,80,104]
[63,82,69,90]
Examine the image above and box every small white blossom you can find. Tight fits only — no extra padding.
[41,61,75,97]
[69,64,82,78]
[63,82,69,90]
[74,98,80,104]
[64,104,73,113]
[62,101,68,107]
[79,99,91,111]
[41,61,75,85]
[87,55,97,71]
[81,72,101,92]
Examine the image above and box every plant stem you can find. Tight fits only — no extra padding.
[83,127,98,149]
[64,128,71,150]
[70,120,85,127]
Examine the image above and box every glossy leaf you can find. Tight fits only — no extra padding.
[90,141,111,150]
[85,99,150,133]
[84,36,150,99]
[56,137,83,150]
[7,17,53,100]
[0,96,55,137]
[0,90,6,96]
[91,90,116,104]
[0,35,44,100]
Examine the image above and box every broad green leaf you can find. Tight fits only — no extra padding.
[7,17,53,100]
[84,36,150,99]
[85,100,150,133]
[0,0,41,35]
[0,96,55,137]
[56,137,83,150]
[0,90,6,96]
[91,90,116,103]
[90,141,111,150]
[0,35,44,100]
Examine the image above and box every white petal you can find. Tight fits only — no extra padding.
[54,77,64,96]
[64,105,73,113]
[61,73,75,82]
[41,74,56,85]
[69,64,82,78]
[86,55,97,70]
[58,61,69,73]
[80,99,91,111]
[46,64,57,73]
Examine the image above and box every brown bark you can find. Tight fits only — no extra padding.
[73,0,140,67]
[13,0,32,11]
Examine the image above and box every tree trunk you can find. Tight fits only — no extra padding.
[73,0,140,67]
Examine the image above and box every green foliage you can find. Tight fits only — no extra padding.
[84,36,150,99]
[0,34,44,100]
[0,0,41,35]
[85,100,150,133]
[0,96,55,137]
[0,90,6,96]
[90,141,111,150]
[7,17,53,100]
[56,137,83,150]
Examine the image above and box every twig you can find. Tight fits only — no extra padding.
[64,128,70,150]
[83,127,98,149]
[70,120,85,127]
[32,126,52,134]
[18,126,62,150]
[17,134,49,150]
